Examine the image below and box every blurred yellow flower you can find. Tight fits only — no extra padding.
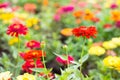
[116,0,120,5]
[0,71,12,80]
[88,46,105,56]
[8,37,19,45]
[17,73,35,80]
[26,17,39,27]
[103,56,120,71]
[111,37,120,46]
[0,12,14,23]
[102,41,117,50]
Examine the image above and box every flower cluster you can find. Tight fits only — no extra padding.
[103,56,120,71]
[88,37,120,56]
[72,26,97,38]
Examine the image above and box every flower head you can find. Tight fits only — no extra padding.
[26,40,40,49]
[17,73,35,80]
[6,23,28,37]
[56,55,74,65]
[72,26,97,38]
[22,59,43,73]
[103,56,120,71]
[0,71,12,80]
[20,50,45,60]
[102,41,117,50]
[88,46,105,56]
[60,28,73,36]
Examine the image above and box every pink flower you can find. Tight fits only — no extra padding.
[56,55,74,65]
[110,3,118,9]
[0,2,10,8]
[53,14,61,21]
[115,21,120,28]
[61,5,74,13]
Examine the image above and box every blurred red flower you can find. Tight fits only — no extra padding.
[22,59,43,73]
[24,3,36,13]
[103,24,112,29]
[26,40,40,49]
[6,23,27,37]
[20,50,45,60]
[72,26,97,38]
[56,55,74,65]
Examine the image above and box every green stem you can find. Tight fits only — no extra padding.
[80,37,86,79]
[42,49,49,80]
[66,50,69,68]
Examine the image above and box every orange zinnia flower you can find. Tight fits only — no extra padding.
[73,10,83,18]
[111,10,120,21]
[83,9,94,20]
[20,50,46,60]
[60,28,73,36]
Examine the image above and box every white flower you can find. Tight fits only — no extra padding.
[0,71,12,80]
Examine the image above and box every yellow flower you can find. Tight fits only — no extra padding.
[17,73,35,80]
[0,71,12,80]
[102,41,117,50]
[111,37,120,46]
[116,0,120,5]
[88,46,105,56]
[103,56,120,70]
[26,18,39,27]
[8,37,19,45]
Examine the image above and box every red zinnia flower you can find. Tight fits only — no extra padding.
[72,26,97,38]
[56,55,74,65]
[20,50,45,60]
[26,40,40,49]
[103,24,112,29]
[6,23,28,37]
[22,59,43,73]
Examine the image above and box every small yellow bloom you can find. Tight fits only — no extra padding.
[0,71,12,80]
[8,37,19,45]
[88,46,105,56]
[17,73,35,80]
[111,37,120,46]
[26,18,39,27]
[103,56,120,71]
[102,41,117,50]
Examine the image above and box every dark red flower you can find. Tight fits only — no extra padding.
[22,59,43,73]
[72,26,97,38]
[6,23,28,37]
[20,50,46,60]
[26,40,40,49]
[56,55,74,65]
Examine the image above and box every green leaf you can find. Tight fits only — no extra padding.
[79,54,89,63]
